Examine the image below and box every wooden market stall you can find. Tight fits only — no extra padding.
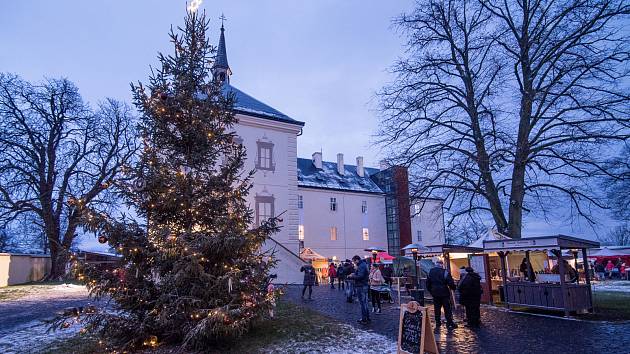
[483,235,599,317]
[420,244,492,303]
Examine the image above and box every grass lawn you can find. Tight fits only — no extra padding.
[42,301,346,354]
[580,291,630,321]
[0,281,80,301]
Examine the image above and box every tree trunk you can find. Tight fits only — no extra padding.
[47,241,68,280]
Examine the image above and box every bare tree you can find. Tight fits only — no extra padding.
[0,74,137,279]
[378,0,630,238]
[604,144,630,220]
[599,224,630,245]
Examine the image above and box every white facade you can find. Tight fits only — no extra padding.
[233,114,304,284]
[298,188,387,261]
[410,198,446,246]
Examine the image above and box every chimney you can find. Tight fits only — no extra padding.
[337,153,344,175]
[312,152,322,169]
[380,159,391,171]
[356,156,364,177]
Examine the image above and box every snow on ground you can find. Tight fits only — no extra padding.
[0,319,82,354]
[592,280,630,292]
[261,323,398,354]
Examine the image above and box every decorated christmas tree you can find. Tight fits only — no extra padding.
[67,9,280,350]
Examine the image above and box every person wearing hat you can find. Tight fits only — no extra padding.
[457,266,483,328]
[427,259,458,328]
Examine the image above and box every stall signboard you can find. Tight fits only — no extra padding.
[397,301,439,354]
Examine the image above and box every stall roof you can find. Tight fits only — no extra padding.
[420,244,484,256]
[483,234,599,252]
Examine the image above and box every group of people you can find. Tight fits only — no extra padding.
[299,256,391,324]
[301,256,484,329]
[594,258,627,280]
[427,260,483,329]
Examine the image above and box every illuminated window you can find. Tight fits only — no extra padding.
[361,200,368,214]
[362,228,369,241]
[414,203,421,215]
[298,225,305,240]
[330,197,337,211]
[330,227,337,241]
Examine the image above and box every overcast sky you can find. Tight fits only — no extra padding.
[0,1,614,249]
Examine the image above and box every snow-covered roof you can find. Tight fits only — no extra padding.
[297,158,383,194]
[222,84,304,126]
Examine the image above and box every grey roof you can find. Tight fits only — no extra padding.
[214,26,229,70]
[222,83,304,126]
[297,158,384,194]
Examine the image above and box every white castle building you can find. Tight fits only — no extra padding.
[212,25,445,283]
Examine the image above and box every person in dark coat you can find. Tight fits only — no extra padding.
[427,260,457,328]
[337,263,345,290]
[348,255,370,324]
[300,260,316,300]
[457,266,482,328]
[519,258,536,282]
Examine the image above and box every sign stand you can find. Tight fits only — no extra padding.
[397,301,439,354]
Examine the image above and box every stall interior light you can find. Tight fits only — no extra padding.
[411,248,418,253]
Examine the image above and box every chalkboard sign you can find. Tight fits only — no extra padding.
[397,301,439,354]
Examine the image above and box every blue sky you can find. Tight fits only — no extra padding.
[0,1,615,249]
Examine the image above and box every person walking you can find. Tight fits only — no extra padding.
[457,266,482,328]
[427,260,458,329]
[328,263,337,289]
[369,263,385,314]
[337,263,345,290]
[343,260,355,302]
[594,261,606,281]
[300,260,316,300]
[348,255,370,324]
[605,260,614,279]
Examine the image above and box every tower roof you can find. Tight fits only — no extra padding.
[214,24,230,70]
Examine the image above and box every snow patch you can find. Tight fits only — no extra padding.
[592,280,630,293]
[0,320,82,354]
[261,323,397,354]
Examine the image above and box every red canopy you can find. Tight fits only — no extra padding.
[377,251,395,261]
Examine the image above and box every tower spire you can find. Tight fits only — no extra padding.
[213,14,231,84]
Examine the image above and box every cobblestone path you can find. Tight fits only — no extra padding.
[283,285,629,353]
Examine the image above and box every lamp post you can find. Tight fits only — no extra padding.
[402,243,428,290]
[364,246,386,266]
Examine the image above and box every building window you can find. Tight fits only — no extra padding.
[298,195,304,209]
[255,195,274,226]
[362,228,369,241]
[330,197,337,211]
[330,226,337,241]
[361,200,368,214]
[417,230,422,241]
[255,141,274,171]
[298,225,304,240]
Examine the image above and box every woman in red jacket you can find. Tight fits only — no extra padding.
[328,263,337,289]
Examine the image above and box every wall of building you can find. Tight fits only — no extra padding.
[0,253,51,287]
[410,198,446,246]
[234,114,304,284]
[298,187,387,261]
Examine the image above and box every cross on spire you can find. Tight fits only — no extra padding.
[219,13,227,29]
